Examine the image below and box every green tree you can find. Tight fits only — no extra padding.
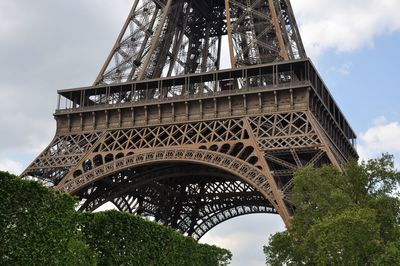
[264,154,400,265]
[0,171,97,265]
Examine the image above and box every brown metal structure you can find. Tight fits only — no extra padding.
[93,0,306,84]
[22,0,356,240]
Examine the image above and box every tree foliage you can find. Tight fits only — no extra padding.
[264,154,400,265]
[0,171,231,265]
[78,211,231,266]
[0,171,96,265]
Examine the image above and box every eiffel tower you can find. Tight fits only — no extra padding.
[22,0,357,240]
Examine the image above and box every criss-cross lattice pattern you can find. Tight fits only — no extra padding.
[94,0,306,84]
[25,132,102,183]
[249,112,321,151]
[96,119,247,152]
[228,0,304,65]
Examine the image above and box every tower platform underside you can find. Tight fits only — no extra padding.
[22,59,357,239]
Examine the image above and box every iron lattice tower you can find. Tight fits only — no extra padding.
[22,0,357,239]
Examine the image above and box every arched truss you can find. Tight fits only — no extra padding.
[60,148,278,211]
[62,144,331,239]
[76,163,277,240]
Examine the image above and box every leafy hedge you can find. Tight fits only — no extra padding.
[0,171,231,265]
[0,171,95,265]
[79,211,231,266]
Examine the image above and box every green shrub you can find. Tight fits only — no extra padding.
[0,171,231,265]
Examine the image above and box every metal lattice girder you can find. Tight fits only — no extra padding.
[25,132,103,182]
[24,111,341,187]
[248,112,321,150]
[94,0,306,85]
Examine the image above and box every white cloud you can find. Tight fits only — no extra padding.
[0,158,23,175]
[0,0,133,169]
[357,117,400,168]
[292,0,400,59]
[326,61,352,76]
[200,214,285,266]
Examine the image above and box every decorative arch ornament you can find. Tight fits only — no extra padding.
[59,148,279,212]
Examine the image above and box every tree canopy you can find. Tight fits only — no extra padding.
[0,171,231,265]
[264,154,400,265]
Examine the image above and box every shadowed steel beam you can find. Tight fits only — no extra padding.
[225,0,236,67]
[94,0,140,85]
[267,0,288,60]
[137,0,173,80]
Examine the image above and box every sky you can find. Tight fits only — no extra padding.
[1,0,400,265]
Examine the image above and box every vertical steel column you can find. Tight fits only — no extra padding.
[225,0,236,67]
[94,0,140,85]
[137,0,174,80]
[267,0,289,60]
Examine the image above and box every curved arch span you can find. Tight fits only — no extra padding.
[192,205,277,240]
[80,167,242,212]
[58,148,277,211]
[76,161,278,240]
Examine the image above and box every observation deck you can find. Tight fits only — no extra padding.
[55,59,357,160]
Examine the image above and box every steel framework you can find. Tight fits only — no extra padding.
[93,0,305,84]
[22,0,357,240]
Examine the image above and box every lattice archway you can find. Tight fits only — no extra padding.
[59,148,284,239]
[75,160,278,240]
[60,149,277,205]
